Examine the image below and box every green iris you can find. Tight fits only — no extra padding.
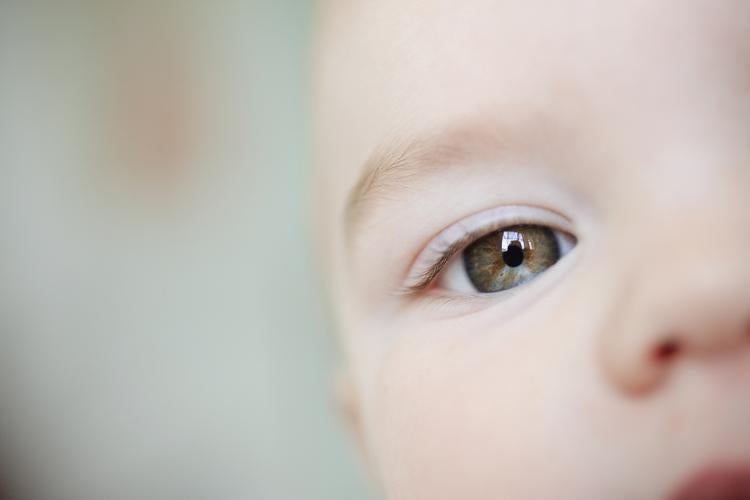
[463,225,561,293]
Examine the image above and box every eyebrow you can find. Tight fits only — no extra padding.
[343,120,518,240]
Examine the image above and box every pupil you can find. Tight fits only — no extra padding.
[502,241,524,267]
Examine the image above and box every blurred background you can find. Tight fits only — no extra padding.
[0,1,372,498]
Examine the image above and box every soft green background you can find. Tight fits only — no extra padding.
[0,1,373,498]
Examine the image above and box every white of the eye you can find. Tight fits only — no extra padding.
[557,231,576,255]
[439,252,476,294]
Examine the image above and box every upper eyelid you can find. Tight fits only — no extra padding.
[401,205,574,294]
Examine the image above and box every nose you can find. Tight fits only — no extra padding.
[598,244,750,396]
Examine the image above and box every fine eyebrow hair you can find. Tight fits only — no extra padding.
[343,120,520,240]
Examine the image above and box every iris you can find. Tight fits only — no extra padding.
[463,225,561,293]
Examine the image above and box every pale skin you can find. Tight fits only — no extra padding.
[313,1,750,499]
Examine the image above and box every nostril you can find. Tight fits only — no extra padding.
[653,338,681,362]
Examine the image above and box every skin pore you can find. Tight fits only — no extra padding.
[314,1,750,499]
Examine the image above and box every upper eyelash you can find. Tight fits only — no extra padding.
[399,228,490,295]
[399,236,468,295]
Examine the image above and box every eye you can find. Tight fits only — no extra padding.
[458,225,572,293]
[403,206,577,296]
[432,223,575,295]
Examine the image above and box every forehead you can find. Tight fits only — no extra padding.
[314,0,749,237]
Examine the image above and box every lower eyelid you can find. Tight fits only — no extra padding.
[411,240,582,319]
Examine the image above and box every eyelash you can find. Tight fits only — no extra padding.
[401,206,574,295]
[402,229,492,293]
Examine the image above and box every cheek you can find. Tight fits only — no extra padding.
[366,315,598,500]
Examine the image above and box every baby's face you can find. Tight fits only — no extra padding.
[314,1,750,498]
